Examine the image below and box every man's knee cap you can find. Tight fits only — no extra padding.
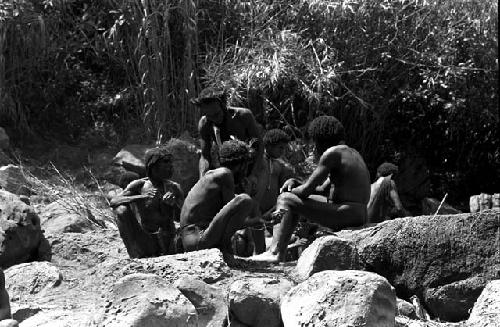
[234,193,253,207]
[114,205,130,217]
[277,192,296,205]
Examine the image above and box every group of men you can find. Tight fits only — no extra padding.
[110,89,408,264]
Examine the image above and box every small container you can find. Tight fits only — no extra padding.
[479,193,492,212]
[469,195,480,213]
[492,193,500,211]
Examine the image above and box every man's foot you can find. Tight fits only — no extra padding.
[249,251,281,263]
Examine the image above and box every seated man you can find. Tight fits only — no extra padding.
[252,115,371,263]
[232,129,295,256]
[367,162,409,223]
[110,146,184,258]
[180,140,262,264]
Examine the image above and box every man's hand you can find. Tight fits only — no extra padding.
[162,191,177,206]
[145,188,160,199]
[280,178,301,193]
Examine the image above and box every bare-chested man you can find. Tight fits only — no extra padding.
[367,162,409,223]
[110,146,184,258]
[252,115,370,263]
[180,140,263,263]
[191,89,263,182]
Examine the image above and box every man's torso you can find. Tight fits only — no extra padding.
[327,145,371,205]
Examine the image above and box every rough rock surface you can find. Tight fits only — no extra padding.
[293,235,360,282]
[397,298,417,319]
[424,276,487,322]
[467,280,500,327]
[336,212,499,321]
[4,262,62,301]
[395,316,465,327]
[95,273,198,327]
[0,166,30,196]
[0,190,50,268]
[39,200,101,234]
[229,277,293,327]
[281,270,396,327]
[174,277,227,327]
[0,319,18,327]
[112,144,151,176]
[101,248,231,285]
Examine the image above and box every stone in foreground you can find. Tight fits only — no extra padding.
[229,277,293,327]
[4,262,62,301]
[95,273,198,327]
[294,235,360,282]
[467,280,500,327]
[281,270,396,327]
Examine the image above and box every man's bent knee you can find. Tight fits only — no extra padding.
[114,205,130,218]
[277,192,301,209]
[233,193,253,209]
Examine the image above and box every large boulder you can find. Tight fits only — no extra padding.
[0,190,51,268]
[0,166,30,196]
[281,270,396,327]
[228,277,293,327]
[39,199,103,234]
[112,144,151,176]
[95,273,198,327]
[467,280,500,327]
[4,262,62,301]
[174,277,226,327]
[293,235,360,282]
[336,212,499,322]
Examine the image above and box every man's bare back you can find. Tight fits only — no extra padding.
[180,167,233,229]
[327,145,371,206]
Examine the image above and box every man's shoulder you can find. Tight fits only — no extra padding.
[206,167,233,180]
[229,106,254,118]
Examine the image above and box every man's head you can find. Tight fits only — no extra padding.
[191,88,227,125]
[144,146,174,182]
[263,129,291,159]
[376,162,398,179]
[308,115,345,155]
[219,139,252,183]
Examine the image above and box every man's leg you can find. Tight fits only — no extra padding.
[252,192,366,262]
[114,205,159,258]
[198,194,254,252]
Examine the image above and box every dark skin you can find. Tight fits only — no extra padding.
[198,101,263,178]
[110,159,183,257]
[180,164,263,264]
[252,142,370,263]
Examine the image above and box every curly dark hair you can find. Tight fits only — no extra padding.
[263,129,291,147]
[376,162,399,177]
[219,139,252,168]
[144,146,174,177]
[308,115,345,147]
[190,87,228,108]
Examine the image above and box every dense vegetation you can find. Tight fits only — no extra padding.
[0,0,498,207]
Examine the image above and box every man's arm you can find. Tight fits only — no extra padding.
[389,180,409,216]
[243,109,264,176]
[291,148,340,198]
[109,179,146,208]
[198,117,213,177]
